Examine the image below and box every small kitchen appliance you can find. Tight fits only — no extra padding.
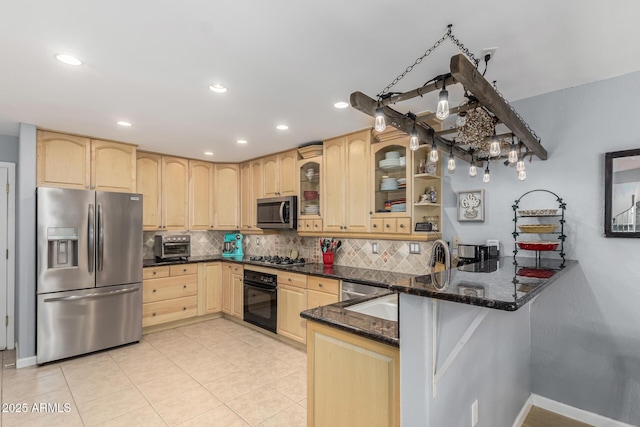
[457,243,498,265]
[223,233,243,257]
[256,196,297,229]
[154,234,191,260]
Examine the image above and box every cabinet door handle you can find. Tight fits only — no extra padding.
[183,285,187,289]
[314,224,318,228]
[373,224,377,228]
[183,307,186,311]
[318,283,323,288]
[152,289,157,293]
[152,312,156,317]
[400,224,404,228]
[386,224,390,228]
[152,271,157,275]
[183,268,187,272]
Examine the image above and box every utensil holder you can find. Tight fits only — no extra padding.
[323,252,334,266]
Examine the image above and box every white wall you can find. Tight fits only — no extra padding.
[443,70,640,425]
[0,134,18,163]
[16,124,36,363]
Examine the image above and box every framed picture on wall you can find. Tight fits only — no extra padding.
[457,190,485,222]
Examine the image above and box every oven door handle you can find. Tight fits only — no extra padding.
[244,281,277,292]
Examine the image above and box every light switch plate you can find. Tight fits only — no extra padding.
[409,243,420,254]
[372,242,379,254]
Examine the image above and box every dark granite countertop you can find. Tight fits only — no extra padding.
[300,291,399,347]
[398,257,577,311]
[144,255,576,311]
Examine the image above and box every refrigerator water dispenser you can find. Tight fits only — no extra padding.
[47,227,79,269]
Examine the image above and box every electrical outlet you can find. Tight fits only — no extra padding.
[372,242,379,254]
[453,236,461,249]
[480,47,498,62]
[471,399,478,426]
[409,243,420,254]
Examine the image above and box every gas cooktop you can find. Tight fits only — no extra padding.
[249,255,306,266]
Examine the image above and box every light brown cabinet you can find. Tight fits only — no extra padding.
[307,321,400,427]
[198,262,222,315]
[277,271,308,344]
[262,150,298,197]
[323,130,371,233]
[214,164,240,230]
[142,264,198,327]
[37,130,136,192]
[189,160,215,230]
[222,263,243,318]
[307,276,340,309]
[136,153,189,230]
[240,159,263,232]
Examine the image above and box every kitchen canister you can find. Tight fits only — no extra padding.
[323,252,334,266]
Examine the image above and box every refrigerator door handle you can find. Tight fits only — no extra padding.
[43,286,139,303]
[88,204,95,273]
[97,203,104,272]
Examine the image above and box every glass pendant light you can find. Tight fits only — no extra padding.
[508,136,518,163]
[516,153,526,172]
[436,81,449,120]
[374,104,386,132]
[489,130,500,157]
[469,158,477,177]
[447,152,456,172]
[409,124,419,151]
[429,140,439,162]
[518,169,527,181]
[483,164,491,183]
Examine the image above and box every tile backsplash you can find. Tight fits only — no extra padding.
[144,230,436,275]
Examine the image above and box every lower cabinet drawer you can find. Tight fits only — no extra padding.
[143,275,198,303]
[307,276,339,295]
[143,296,198,327]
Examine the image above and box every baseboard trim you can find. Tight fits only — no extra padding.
[16,355,36,369]
[528,394,635,427]
[512,395,533,427]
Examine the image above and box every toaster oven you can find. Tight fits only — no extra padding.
[154,235,191,260]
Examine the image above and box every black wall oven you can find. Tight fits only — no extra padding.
[243,269,277,333]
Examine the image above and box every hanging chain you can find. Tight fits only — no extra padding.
[378,25,480,98]
[492,81,542,143]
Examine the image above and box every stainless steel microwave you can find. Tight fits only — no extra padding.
[256,196,298,229]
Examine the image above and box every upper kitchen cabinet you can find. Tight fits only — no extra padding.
[240,159,263,233]
[370,129,412,235]
[323,129,371,233]
[412,145,442,235]
[297,146,322,233]
[213,163,240,230]
[189,160,214,230]
[37,130,136,192]
[162,156,190,230]
[262,150,298,197]
[136,152,188,230]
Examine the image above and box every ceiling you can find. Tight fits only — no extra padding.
[2,0,640,162]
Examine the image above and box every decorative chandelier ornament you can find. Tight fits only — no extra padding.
[350,24,546,182]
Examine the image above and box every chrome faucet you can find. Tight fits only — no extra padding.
[430,239,451,290]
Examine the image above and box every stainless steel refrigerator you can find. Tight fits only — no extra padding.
[36,187,143,364]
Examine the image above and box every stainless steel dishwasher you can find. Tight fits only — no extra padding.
[341,281,387,301]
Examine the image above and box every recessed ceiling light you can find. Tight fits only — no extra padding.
[237,139,248,144]
[54,54,83,66]
[117,121,132,127]
[209,84,228,93]
[334,101,349,109]
[276,124,289,130]
[204,151,214,156]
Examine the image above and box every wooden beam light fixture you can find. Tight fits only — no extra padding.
[349,25,545,182]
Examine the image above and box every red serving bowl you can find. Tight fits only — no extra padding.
[303,190,318,200]
[517,241,559,251]
[517,268,556,279]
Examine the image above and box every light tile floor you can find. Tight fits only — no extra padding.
[0,318,307,426]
